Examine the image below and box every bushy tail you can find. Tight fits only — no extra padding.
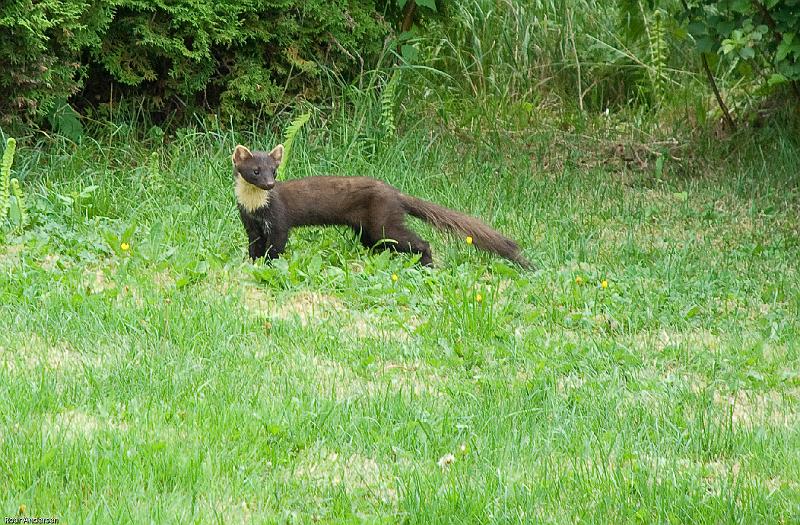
[400,194,532,268]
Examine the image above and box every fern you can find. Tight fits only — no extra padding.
[1,138,16,221]
[10,178,28,228]
[382,70,401,137]
[278,111,311,178]
[645,7,668,104]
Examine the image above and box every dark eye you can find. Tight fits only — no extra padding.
[253,168,260,175]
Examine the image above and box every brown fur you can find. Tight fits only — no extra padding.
[232,144,531,268]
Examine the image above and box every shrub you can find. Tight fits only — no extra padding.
[685,1,800,96]
[0,0,110,124]
[95,0,392,118]
[1,0,394,126]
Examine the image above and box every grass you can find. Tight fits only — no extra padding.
[1,116,799,523]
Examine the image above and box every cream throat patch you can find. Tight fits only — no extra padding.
[235,176,271,213]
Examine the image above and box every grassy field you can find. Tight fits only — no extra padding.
[1,121,799,523]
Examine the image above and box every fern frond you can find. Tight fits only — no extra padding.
[1,137,16,221]
[646,8,667,103]
[10,178,27,228]
[382,70,401,137]
[278,111,311,178]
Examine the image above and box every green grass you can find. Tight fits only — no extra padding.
[1,119,799,523]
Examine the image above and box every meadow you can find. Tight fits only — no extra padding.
[1,110,799,522]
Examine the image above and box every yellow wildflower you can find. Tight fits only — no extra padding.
[601,280,608,289]
[18,504,25,515]
[120,242,130,251]
[466,236,473,245]
[475,293,483,303]
[575,276,584,285]
[391,273,398,282]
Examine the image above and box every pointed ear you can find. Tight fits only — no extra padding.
[268,144,284,165]
[231,145,252,165]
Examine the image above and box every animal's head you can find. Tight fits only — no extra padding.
[231,144,284,190]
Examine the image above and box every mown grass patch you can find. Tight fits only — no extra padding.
[1,124,798,522]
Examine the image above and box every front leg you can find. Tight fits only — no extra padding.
[240,210,268,262]
[247,229,268,261]
[249,227,289,262]
[265,227,288,260]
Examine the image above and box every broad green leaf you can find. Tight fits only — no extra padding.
[687,21,707,36]
[416,0,437,11]
[47,101,84,142]
[739,46,755,59]
[776,42,791,61]
[767,73,788,86]
[401,44,419,62]
[697,36,716,53]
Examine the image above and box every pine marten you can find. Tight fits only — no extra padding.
[232,144,530,268]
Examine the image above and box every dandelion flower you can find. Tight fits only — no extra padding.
[475,293,483,303]
[575,276,584,285]
[437,453,456,470]
[466,236,473,245]
[391,273,398,282]
[601,280,608,289]
[120,242,130,251]
[18,504,25,515]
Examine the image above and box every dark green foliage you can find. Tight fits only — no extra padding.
[97,0,391,117]
[1,0,393,125]
[0,0,112,124]
[685,0,800,86]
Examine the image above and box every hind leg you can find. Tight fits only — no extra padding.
[353,226,376,251]
[373,225,433,267]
